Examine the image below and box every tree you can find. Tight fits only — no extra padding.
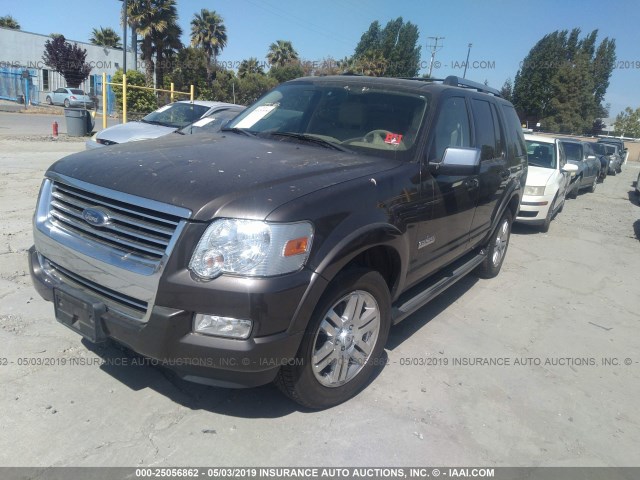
[190,8,227,86]
[266,40,299,68]
[90,27,121,48]
[351,17,421,77]
[154,22,183,94]
[500,78,513,102]
[513,28,616,134]
[268,63,305,83]
[236,73,277,105]
[238,58,264,78]
[0,15,20,29]
[127,0,179,86]
[614,107,640,138]
[42,35,92,88]
[112,69,157,116]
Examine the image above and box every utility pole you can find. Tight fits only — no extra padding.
[427,36,445,78]
[463,43,472,78]
[122,0,128,73]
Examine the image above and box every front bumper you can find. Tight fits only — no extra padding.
[29,246,309,388]
[515,192,555,223]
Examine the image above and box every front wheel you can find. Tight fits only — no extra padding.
[275,268,391,409]
[476,210,512,279]
[589,175,597,193]
[540,193,558,233]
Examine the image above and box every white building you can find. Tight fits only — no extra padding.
[0,26,139,105]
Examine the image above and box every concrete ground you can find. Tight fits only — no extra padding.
[0,131,639,467]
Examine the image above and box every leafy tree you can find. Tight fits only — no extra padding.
[190,8,227,86]
[513,28,616,134]
[0,15,20,29]
[42,35,92,88]
[127,0,179,86]
[351,17,421,77]
[266,40,299,68]
[236,73,277,105]
[500,78,513,102]
[238,58,264,78]
[90,27,121,48]
[112,69,157,116]
[268,63,305,83]
[614,107,640,138]
[154,21,183,94]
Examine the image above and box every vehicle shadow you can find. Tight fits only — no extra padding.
[511,223,543,235]
[633,220,640,241]
[81,339,304,417]
[386,275,478,350]
[628,188,639,207]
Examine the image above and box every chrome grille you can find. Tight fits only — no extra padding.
[49,181,181,262]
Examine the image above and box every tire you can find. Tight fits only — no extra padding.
[540,193,558,233]
[64,99,70,108]
[46,96,52,105]
[589,175,597,193]
[275,268,391,409]
[475,210,512,279]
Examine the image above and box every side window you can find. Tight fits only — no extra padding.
[557,142,566,167]
[471,99,497,160]
[500,104,526,160]
[428,96,471,162]
[490,103,504,158]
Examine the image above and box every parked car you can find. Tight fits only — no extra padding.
[593,142,622,176]
[45,87,94,109]
[86,100,242,149]
[636,170,640,197]
[517,134,577,231]
[597,137,627,164]
[559,139,600,198]
[176,106,245,135]
[29,75,527,409]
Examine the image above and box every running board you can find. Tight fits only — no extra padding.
[391,252,486,324]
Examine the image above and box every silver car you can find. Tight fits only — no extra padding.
[46,87,94,109]
[86,100,242,149]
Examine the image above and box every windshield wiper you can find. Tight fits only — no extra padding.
[220,127,256,137]
[141,119,170,126]
[266,132,350,152]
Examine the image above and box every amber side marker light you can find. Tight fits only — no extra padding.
[284,237,310,257]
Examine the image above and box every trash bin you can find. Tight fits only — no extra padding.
[64,108,92,136]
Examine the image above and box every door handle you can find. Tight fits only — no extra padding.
[499,170,510,180]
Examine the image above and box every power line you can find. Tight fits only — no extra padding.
[426,36,444,77]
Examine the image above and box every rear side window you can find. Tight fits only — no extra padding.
[500,104,526,159]
[428,96,471,162]
[562,142,582,162]
[471,99,498,160]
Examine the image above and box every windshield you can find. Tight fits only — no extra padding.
[143,103,210,129]
[226,82,429,160]
[526,140,556,169]
[561,142,582,162]
[178,108,244,135]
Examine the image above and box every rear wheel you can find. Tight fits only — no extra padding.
[63,99,70,108]
[46,96,52,105]
[276,268,391,409]
[476,210,512,279]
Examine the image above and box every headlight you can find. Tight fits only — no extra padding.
[524,185,546,196]
[189,218,314,279]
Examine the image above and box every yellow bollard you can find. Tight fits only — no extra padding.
[102,72,107,130]
[122,73,127,124]
[171,82,174,103]
[190,84,194,103]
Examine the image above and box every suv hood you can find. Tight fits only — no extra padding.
[96,121,177,144]
[48,133,400,221]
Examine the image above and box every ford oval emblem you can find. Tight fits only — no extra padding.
[82,208,110,227]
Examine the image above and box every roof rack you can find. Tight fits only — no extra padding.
[443,76,502,97]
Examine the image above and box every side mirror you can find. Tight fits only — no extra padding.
[430,147,481,175]
[562,163,579,175]
[587,155,596,161]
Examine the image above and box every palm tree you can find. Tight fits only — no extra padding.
[0,15,20,30]
[90,27,121,48]
[190,9,227,86]
[266,40,299,68]
[127,0,179,86]
[154,22,182,90]
[238,58,264,78]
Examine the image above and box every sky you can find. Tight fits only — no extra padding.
[2,0,639,117]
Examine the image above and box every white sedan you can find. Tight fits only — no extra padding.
[516,134,578,232]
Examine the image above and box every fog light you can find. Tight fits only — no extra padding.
[193,314,252,339]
